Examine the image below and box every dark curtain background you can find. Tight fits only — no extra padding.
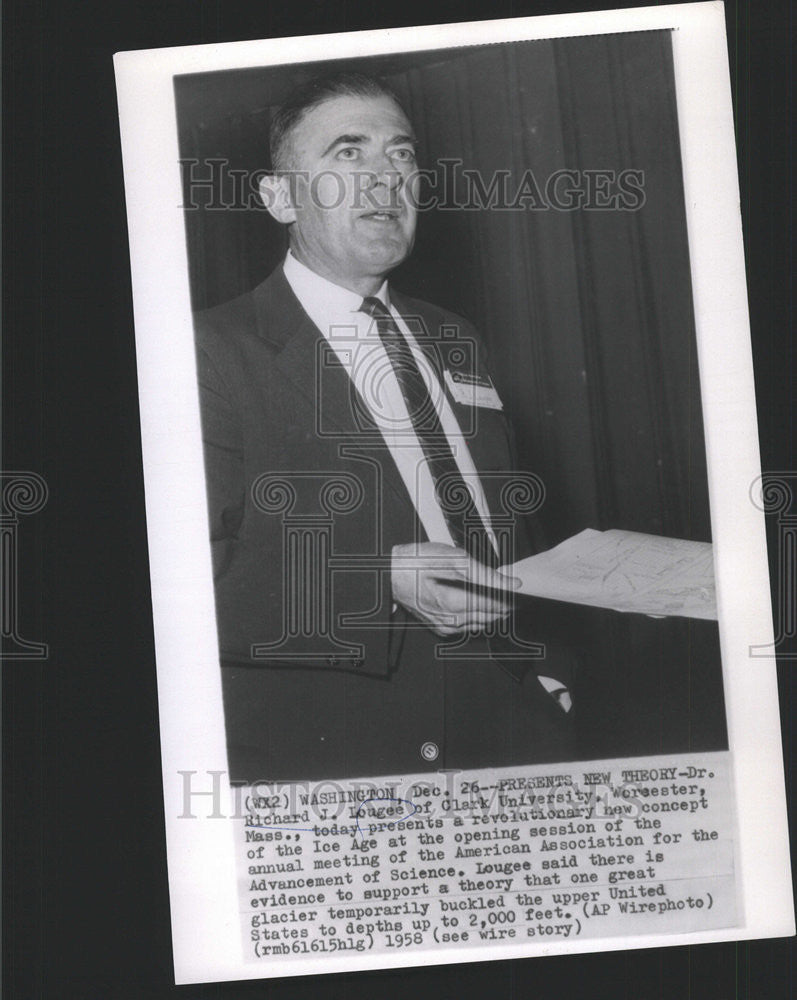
[175,31,726,758]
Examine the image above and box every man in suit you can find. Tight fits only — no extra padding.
[194,72,579,783]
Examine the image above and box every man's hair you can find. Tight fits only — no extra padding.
[269,71,405,173]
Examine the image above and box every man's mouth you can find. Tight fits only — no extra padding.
[359,209,401,222]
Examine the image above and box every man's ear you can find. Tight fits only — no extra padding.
[259,173,296,224]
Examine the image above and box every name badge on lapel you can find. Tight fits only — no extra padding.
[444,369,504,410]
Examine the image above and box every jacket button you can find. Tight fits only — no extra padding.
[326,656,340,667]
[351,657,364,668]
[420,741,439,762]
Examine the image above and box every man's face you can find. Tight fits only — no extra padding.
[280,93,418,293]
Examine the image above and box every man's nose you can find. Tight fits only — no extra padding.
[369,152,403,188]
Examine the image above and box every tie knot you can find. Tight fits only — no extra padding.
[360,296,391,320]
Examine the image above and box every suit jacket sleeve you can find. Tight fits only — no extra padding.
[194,295,400,677]
[195,340,245,581]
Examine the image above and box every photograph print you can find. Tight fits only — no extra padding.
[174,30,726,786]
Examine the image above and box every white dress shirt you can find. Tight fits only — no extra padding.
[283,251,497,552]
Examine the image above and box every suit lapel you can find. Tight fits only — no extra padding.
[253,268,353,434]
[390,289,507,476]
[390,289,473,420]
[252,268,416,518]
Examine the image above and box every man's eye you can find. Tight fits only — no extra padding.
[336,147,360,160]
[391,148,416,162]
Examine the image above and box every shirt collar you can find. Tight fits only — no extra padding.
[283,250,390,316]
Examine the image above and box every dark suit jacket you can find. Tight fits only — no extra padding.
[194,265,580,782]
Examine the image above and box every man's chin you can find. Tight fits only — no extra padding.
[359,236,414,273]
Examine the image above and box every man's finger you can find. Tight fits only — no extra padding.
[466,593,514,615]
[432,624,461,637]
[463,558,522,593]
[457,611,510,627]
[419,583,512,618]
[392,548,470,575]
[427,610,510,631]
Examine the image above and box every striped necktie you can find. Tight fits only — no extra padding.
[359,296,497,568]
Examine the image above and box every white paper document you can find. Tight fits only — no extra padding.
[506,528,717,619]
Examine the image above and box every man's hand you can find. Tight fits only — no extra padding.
[391,542,522,636]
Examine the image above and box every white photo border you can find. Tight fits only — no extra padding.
[114,1,794,984]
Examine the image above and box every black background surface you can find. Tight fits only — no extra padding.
[2,1,794,997]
